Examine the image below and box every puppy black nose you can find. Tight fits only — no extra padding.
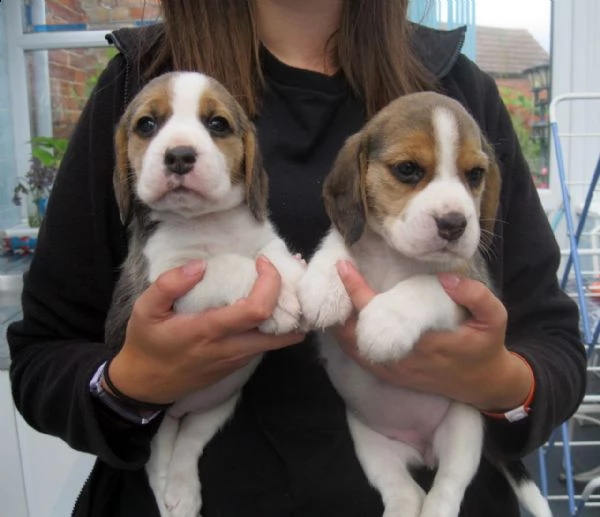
[164,146,197,175]
[435,212,467,242]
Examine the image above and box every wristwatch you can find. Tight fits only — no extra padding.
[89,361,163,425]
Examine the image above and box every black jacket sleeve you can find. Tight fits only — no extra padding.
[444,56,587,460]
[7,54,160,470]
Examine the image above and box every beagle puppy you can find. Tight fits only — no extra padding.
[299,92,551,517]
[105,71,304,517]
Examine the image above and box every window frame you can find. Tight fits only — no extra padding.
[6,1,109,196]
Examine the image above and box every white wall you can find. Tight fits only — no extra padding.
[1,370,95,517]
[550,0,600,211]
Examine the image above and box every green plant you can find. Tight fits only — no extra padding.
[12,136,69,227]
[499,85,547,187]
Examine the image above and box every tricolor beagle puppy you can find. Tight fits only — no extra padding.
[299,92,551,517]
[106,71,304,517]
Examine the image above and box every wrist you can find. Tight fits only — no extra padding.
[109,347,176,406]
[473,350,534,413]
[90,361,166,425]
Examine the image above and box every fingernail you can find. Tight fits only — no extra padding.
[336,260,354,277]
[182,260,205,276]
[257,255,271,268]
[256,255,274,274]
[438,273,460,289]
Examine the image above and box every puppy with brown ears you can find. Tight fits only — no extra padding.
[105,71,305,517]
[298,92,551,517]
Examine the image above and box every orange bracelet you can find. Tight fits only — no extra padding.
[481,352,536,422]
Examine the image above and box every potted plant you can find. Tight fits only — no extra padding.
[3,137,67,254]
[12,136,68,227]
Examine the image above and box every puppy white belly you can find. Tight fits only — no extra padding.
[168,357,261,418]
[320,333,451,461]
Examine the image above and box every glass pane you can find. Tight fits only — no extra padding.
[473,0,551,189]
[26,47,117,139]
[23,0,161,33]
[17,47,114,226]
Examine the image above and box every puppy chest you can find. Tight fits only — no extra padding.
[143,225,264,280]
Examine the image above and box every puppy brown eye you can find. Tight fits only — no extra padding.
[465,167,485,188]
[207,116,231,136]
[135,116,157,137]
[392,161,425,184]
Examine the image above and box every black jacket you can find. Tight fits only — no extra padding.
[8,24,586,517]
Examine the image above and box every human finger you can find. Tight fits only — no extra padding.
[205,256,283,336]
[437,273,507,328]
[135,260,206,320]
[222,329,306,357]
[337,260,377,311]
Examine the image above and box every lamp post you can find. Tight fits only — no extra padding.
[523,63,551,186]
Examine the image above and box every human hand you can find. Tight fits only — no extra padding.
[334,261,532,412]
[107,256,305,405]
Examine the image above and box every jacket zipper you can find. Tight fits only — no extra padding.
[105,32,131,108]
[439,27,467,79]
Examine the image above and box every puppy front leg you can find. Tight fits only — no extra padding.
[419,403,483,517]
[257,238,306,334]
[298,229,354,329]
[174,254,257,314]
[163,395,240,517]
[356,274,463,363]
[347,413,425,517]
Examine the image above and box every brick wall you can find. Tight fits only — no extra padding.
[42,0,160,138]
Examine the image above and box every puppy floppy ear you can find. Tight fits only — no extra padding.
[113,119,132,225]
[480,137,502,243]
[323,133,368,245]
[243,125,269,222]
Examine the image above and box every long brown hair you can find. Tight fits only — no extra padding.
[147,0,434,118]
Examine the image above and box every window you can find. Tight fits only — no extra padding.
[1,0,556,232]
[471,0,552,193]
[1,0,159,230]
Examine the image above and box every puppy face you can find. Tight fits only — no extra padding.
[324,92,500,266]
[114,72,267,222]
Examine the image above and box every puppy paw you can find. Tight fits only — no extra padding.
[259,258,305,334]
[164,477,202,517]
[259,285,301,334]
[298,264,353,330]
[355,293,425,363]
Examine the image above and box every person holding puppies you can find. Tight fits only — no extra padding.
[8,1,585,516]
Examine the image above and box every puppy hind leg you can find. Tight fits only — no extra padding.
[146,415,180,517]
[164,395,239,517]
[419,403,483,517]
[347,413,425,517]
